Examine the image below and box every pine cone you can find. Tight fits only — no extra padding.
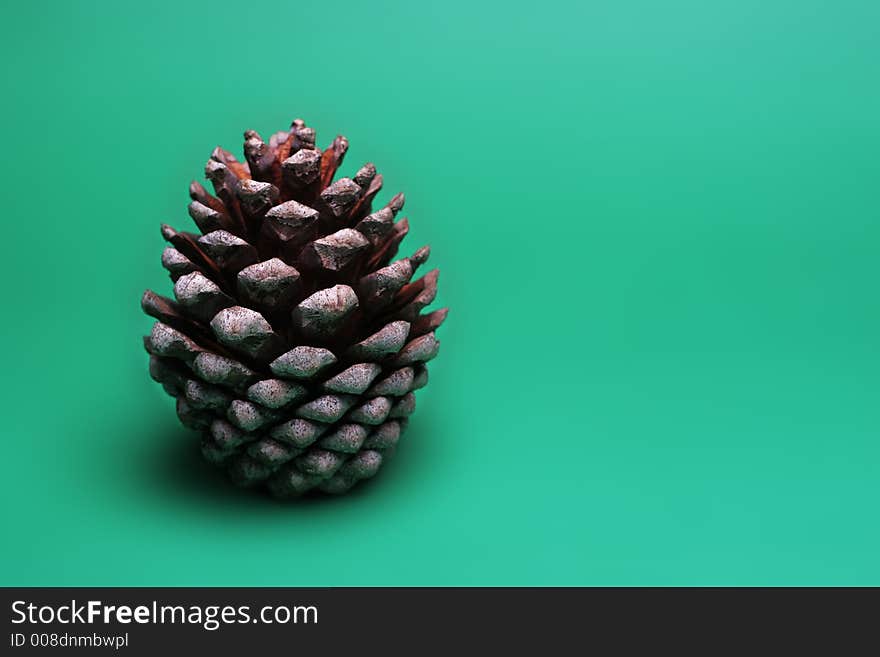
[142,117,447,497]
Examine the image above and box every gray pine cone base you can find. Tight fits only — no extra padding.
[142,117,447,497]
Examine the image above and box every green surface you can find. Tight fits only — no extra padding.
[1,0,878,586]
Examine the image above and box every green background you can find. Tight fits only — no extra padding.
[1,0,878,586]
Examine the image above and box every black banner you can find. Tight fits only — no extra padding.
[1,588,875,653]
